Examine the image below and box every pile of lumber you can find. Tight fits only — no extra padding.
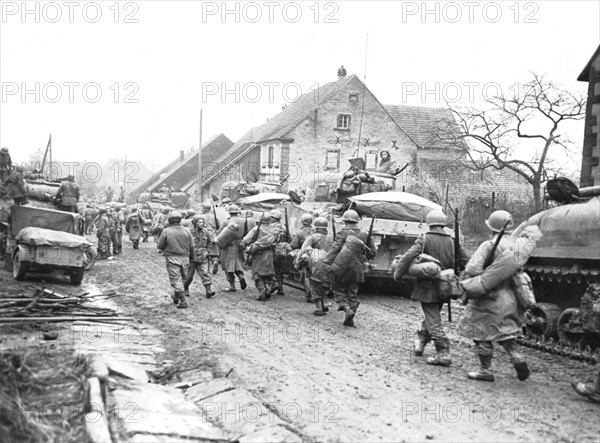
[0,287,133,322]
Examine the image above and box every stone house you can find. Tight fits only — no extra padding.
[578,44,600,187]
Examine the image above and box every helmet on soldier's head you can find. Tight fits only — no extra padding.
[131,207,138,212]
[486,210,514,232]
[162,207,170,214]
[300,213,313,225]
[187,209,196,216]
[169,211,183,223]
[341,210,360,223]
[314,217,328,228]
[202,201,212,211]
[143,203,149,209]
[357,173,368,182]
[68,174,75,180]
[269,210,282,221]
[222,197,232,204]
[0,147,8,153]
[227,204,240,214]
[425,210,447,227]
[260,214,272,224]
[99,207,107,214]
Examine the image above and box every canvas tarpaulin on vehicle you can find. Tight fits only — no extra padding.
[10,205,81,236]
[15,227,90,249]
[348,192,442,222]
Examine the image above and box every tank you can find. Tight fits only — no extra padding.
[512,194,600,350]
[219,181,283,203]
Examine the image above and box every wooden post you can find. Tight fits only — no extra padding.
[491,191,496,210]
[197,109,203,203]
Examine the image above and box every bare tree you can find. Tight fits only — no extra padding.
[439,73,585,212]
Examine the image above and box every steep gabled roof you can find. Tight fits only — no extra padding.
[578,44,600,82]
[385,105,460,150]
[200,75,359,187]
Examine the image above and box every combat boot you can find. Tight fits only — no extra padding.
[171,291,179,305]
[225,281,236,292]
[205,285,216,298]
[342,306,355,327]
[414,331,429,356]
[468,354,495,382]
[313,299,325,316]
[239,276,247,290]
[176,291,188,309]
[503,340,530,381]
[212,261,219,274]
[183,287,190,297]
[427,343,452,367]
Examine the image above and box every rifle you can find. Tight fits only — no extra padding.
[245,214,264,266]
[284,206,290,242]
[212,202,221,231]
[331,217,337,241]
[460,218,511,305]
[365,216,376,255]
[243,213,249,237]
[449,208,460,323]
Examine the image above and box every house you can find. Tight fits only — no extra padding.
[128,134,233,202]
[578,44,600,187]
[198,69,465,197]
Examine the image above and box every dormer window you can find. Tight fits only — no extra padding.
[349,92,359,103]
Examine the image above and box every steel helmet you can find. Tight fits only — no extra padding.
[187,208,196,216]
[228,204,240,214]
[202,201,212,211]
[341,210,360,223]
[426,210,447,227]
[99,207,107,214]
[486,210,514,232]
[169,211,183,222]
[260,214,272,224]
[269,209,282,221]
[162,207,170,214]
[300,213,313,225]
[222,197,232,204]
[314,217,328,228]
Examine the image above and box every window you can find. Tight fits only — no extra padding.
[349,92,359,103]
[261,145,280,170]
[336,114,351,130]
[267,145,274,169]
[324,149,340,171]
[365,150,378,170]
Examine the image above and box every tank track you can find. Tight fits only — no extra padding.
[284,267,600,364]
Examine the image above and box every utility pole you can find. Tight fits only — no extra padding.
[197,109,203,202]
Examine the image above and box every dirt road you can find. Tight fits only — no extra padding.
[15,237,600,442]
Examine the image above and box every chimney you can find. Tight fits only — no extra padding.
[337,65,347,79]
[180,150,184,162]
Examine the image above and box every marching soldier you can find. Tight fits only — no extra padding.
[243,214,276,301]
[157,211,194,309]
[84,204,95,235]
[459,210,530,381]
[105,208,115,257]
[394,210,469,366]
[112,205,125,254]
[182,209,196,228]
[125,207,145,249]
[323,210,376,327]
[290,213,314,302]
[5,166,28,205]
[153,207,171,245]
[268,209,291,296]
[298,216,333,316]
[140,203,153,242]
[200,201,220,274]
[216,204,247,292]
[55,174,80,213]
[183,216,216,298]
[95,207,110,260]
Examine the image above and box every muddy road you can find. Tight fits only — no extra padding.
[17,237,600,442]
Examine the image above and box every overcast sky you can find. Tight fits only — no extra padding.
[1,0,598,175]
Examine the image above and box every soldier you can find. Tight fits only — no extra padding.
[182,209,196,228]
[95,207,110,260]
[200,201,220,274]
[323,210,376,327]
[216,204,247,292]
[243,214,277,301]
[0,147,11,183]
[140,203,153,242]
[153,207,171,245]
[298,216,333,316]
[157,211,195,309]
[394,210,469,366]
[105,208,116,256]
[459,210,530,381]
[125,207,144,249]
[268,209,291,296]
[84,204,95,235]
[184,216,216,298]
[290,213,314,302]
[112,206,126,254]
[55,174,80,213]
[5,166,28,205]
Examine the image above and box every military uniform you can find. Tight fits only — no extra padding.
[157,218,194,308]
[140,207,153,242]
[243,219,276,300]
[184,221,215,298]
[126,210,145,249]
[290,224,313,300]
[300,227,333,315]
[95,212,111,259]
[217,209,247,291]
[112,209,125,254]
[56,179,80,213]
[153,212,170,243]
[84,207,95,235]
[200,211,221,273]
[6,170,28,205]
[270,218,291,295]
